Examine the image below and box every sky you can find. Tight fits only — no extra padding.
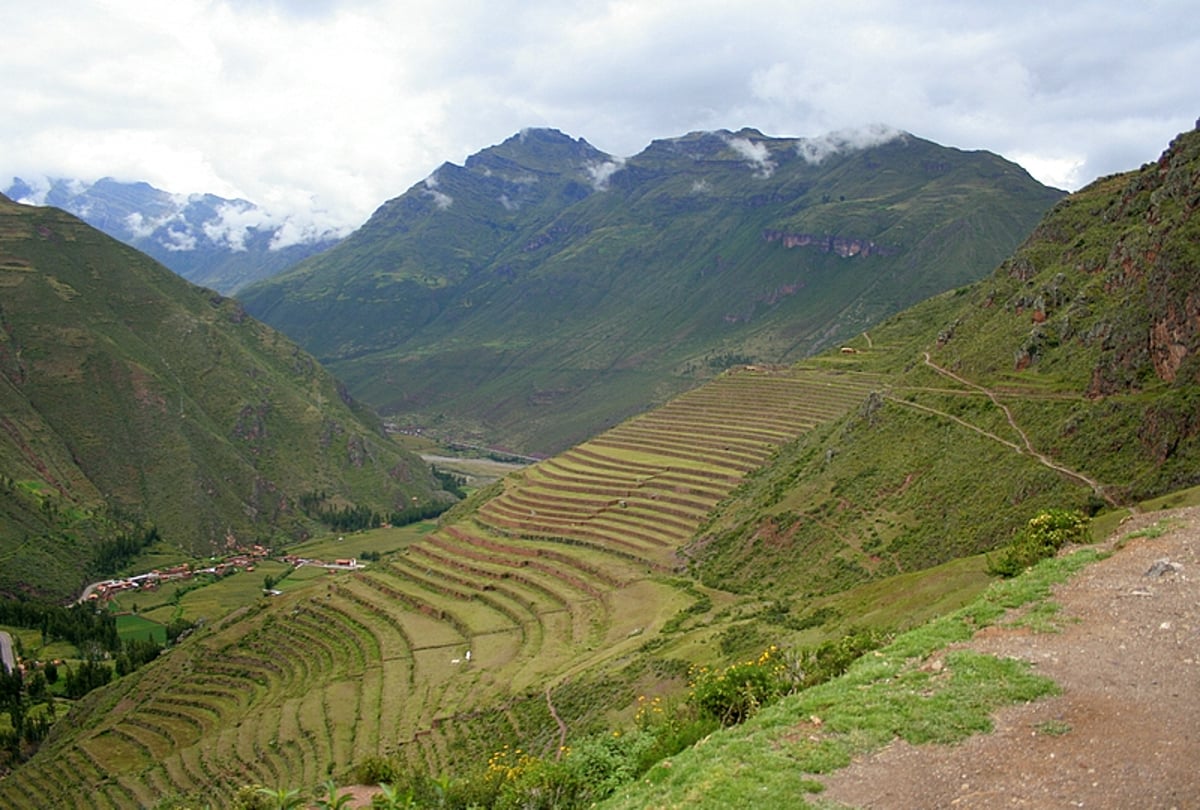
[3,0,1198,242]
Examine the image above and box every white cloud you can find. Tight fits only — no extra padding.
[0,0,1197,235]
[797,125,904,165]
[268,216,345,251]
[159,228,197,252]
[586,158,625,191]
[124,211,165,240]
[1008,153,1086,192]
[724,136,776,178]
[423,174,453,210]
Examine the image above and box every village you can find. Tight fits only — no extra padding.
[81,544,361,605]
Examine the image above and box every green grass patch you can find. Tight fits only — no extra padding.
[598,547,1102,809]
[115,613,166,645]
[274,564,330,590]
[286,522,433,561]
[1138,484,1200,512]
[1034,719,1072,736]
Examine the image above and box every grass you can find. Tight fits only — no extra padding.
[287,522,436,560]
[116,613,167,645]
[599,547,1103,809]
[1034,719,1072,736]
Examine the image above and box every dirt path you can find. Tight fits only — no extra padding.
[916,354,1116,505]
[820,506,1200,809]
[546,683,569,758]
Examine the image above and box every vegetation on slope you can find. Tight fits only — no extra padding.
[2,124,1198,808]
[240,127,1063,455]
[0,196,452,600]
[690,123,1200,596]
[0,366,880,807]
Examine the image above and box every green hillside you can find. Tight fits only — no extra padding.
[0,365,884,807]
[2,124,1198,808]
[691,124,1200,595]
[240,127,1063,455]
[0,196,452,601]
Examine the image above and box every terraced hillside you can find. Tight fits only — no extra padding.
[0,366,877,807]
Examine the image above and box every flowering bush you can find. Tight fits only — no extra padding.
[989,509,1091,577]
[688,645,788,726]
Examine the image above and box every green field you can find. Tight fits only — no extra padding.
[115,613,166,645]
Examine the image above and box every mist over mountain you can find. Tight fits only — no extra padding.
[240,126,1065,455]
[3,177,342,295]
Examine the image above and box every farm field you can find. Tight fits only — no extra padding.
[0,365,880,807]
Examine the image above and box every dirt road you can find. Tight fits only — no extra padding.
[821,507,1200,809]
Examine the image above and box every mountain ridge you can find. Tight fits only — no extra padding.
[240,126,1065,455]
[1,124,1199,808]
[3,176,342,295]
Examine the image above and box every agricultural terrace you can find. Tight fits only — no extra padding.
[0,365,879,808]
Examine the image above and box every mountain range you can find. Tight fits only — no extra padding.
[3,177,341,295]
[238,127,1065,455]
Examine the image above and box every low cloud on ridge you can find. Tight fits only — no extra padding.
[586,157,626,191]
[724,136,776,178]
[797,125,904,165]
[423,173,454,210]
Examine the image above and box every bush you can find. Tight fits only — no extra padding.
[790,628,885,689]
[988,509,1091,577]
[689,645,787,726]
[354,754,403,785]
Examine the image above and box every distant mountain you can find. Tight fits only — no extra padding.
[0,194,452,600]
[239,126,1065,455]
[3,177,341,294]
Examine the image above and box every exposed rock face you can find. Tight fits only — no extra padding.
[1089,125,1200,394]
[1150,292,1200,382]
[762,229,896,258]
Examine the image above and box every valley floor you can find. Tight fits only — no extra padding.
[820,507,1200,809]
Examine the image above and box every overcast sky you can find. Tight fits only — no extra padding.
[3,0,1198,238]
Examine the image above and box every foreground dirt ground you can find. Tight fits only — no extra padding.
[821,506,1200,810]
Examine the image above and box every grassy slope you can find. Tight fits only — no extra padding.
[0,367,893,807]
[600,546,1105,810]
[690,126,1200,597]
[0,197,447,599]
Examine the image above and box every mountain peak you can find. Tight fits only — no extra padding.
[465,128,611,175]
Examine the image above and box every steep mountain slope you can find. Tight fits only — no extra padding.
[691,123,1200,595]
[240,127,1064,455]
[4,177,340,294]
[0,195,449,600]
[2,125,1198,808]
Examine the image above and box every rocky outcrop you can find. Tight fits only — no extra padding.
[762,230,895,258]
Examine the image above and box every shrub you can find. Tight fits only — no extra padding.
[689,645,787,726]
[354,754,402,786]
[988,509,1091,577]
[787,628,887,690]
